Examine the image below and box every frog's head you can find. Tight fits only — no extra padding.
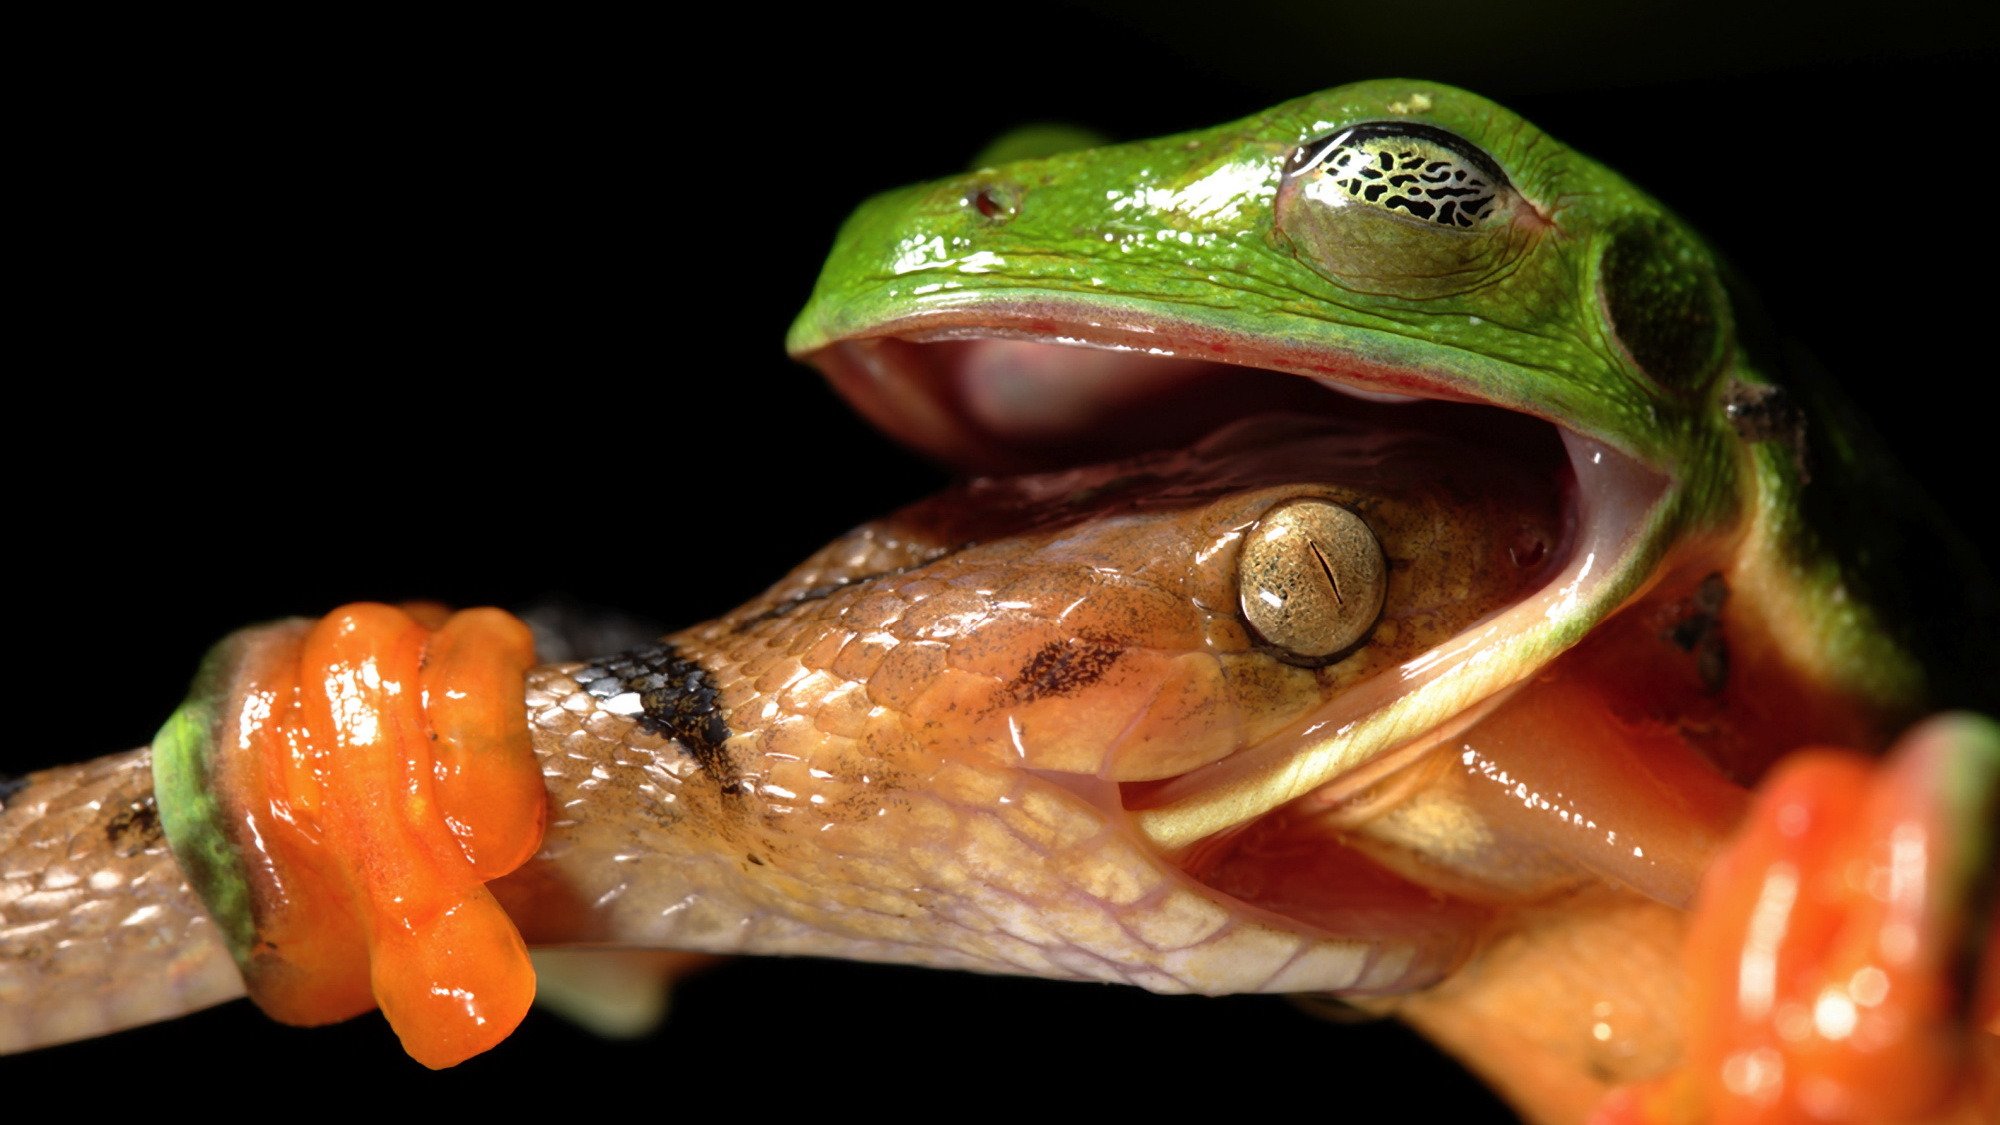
[769,80,1938,993]
[792,81,1724,473]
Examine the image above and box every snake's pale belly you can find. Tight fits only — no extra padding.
[4,412,1583,1051]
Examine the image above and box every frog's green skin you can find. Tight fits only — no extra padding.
[793,82,1984,786]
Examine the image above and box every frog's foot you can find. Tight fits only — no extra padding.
[1595,714,2000,1124]
[152,603,548,1068]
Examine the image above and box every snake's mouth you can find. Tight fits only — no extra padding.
[800,316,1679,991]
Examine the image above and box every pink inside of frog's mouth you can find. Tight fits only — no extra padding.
[806,319,1686,991]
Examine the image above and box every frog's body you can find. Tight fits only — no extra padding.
[3,80,1995,1123]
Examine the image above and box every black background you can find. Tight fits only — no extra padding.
[10,3,1994,1113]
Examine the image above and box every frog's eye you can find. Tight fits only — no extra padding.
[1287,123,1507,229]
[1237,498,1387,666]
[1274,122,1530,299]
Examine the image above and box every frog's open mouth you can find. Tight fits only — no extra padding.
[800,314,1683,992]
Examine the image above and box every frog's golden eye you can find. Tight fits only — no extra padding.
[1286,123,1508,229]
[1273,122,1529,299]
[1237,498,1387,666]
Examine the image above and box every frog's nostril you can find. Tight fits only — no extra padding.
[967,182,1019,220]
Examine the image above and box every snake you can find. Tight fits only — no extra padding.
[4,407,1596,1051]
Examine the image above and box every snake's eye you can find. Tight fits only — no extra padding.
[1274,122,1530,299]
[1237,498,1387,666]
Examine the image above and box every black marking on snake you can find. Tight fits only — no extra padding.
[576,642,734,786]
[746,579,860,622]
[105,795,163,857]
[1005,636,1123,703]
[0,772,24,808]
[740,556,955,626]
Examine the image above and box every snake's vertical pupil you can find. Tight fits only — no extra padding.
[1237,498,1387,664]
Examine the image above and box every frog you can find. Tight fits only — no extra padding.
[773,77,2000,1120]
[3,78,1995,1123]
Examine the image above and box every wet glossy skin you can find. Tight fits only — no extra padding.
[10,44,1993,1124]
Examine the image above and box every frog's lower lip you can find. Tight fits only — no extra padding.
[800,317,1676,986]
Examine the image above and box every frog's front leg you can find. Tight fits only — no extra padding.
[1597,714,2000,1124]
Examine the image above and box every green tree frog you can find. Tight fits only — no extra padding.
[777,77,2000,1122]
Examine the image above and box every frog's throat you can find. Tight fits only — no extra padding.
[798,316,1677,854]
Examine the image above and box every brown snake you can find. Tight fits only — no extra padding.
[4,411,1590,1059]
